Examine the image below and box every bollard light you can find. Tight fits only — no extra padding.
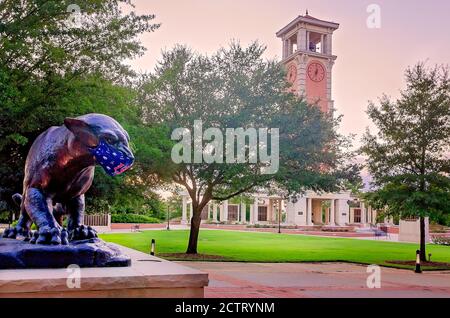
[428,253,432,262]
[278,207,281,234]
[415,250,422,274]
[150,239,155,256]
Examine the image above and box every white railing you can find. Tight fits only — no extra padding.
[83,214,111,232]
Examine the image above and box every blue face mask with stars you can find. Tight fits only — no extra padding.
[89,139,134,177]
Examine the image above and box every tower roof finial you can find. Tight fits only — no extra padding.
[306,9,309,15]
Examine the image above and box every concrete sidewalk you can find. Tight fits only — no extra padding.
[180,262,450,298]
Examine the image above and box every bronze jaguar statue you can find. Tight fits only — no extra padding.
[3,114,134,245]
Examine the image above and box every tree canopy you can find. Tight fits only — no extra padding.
[140,42,359,253]
[0,0,163,215]
[362,63,450,259]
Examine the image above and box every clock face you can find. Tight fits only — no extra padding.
[307,62,325,82]
[287,64,297,83]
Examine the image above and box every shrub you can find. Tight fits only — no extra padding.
[111,214,161,224]
[10,220,38,230]
[247,224,298,229]
[432,236,450,246]
[322,226,351,232]
[0,211,11,223]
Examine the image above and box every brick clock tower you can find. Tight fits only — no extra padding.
[276,12,339,113]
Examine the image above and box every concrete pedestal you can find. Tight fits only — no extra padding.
[399,218,430,243]
[0,244,208,298]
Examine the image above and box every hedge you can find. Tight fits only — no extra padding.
[8,215,160,227]
[432,236,450,246]
[10,221,38,230]
[111,214,161,224]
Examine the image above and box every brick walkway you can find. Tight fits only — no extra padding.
[107,223,448,242]
[179,262,450,298]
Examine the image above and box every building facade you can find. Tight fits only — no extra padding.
[181,192,380,227]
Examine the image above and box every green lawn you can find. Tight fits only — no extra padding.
[100,230,450,270]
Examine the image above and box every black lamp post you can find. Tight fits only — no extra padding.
[166,203,170,230]
[278,202,282,234]
[278,210,281,234]
[239,197,242,223]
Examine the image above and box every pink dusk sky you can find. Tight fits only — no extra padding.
[127,0,450,148]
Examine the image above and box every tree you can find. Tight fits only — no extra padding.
[140,43,357,254]
[0,0,160,212]
[362,63,450,261]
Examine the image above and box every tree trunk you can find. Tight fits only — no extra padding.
[419,216,426,262]
[186,206,202,254]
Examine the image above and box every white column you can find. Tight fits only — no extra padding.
[335,200,340,225]
[249,203,255,225]
[213,204,218,222]
[223,200,229,222]
[322,34,327,54]
[371,207,376,224]
[240,203,246,223]
[219,204,224,222]
[297,29,307,51]
[306,198,313,225]
[306,31,310,51]
[320,34,324,53]
[283,40,288,59]
[267,199,273,223]
[338,199,349,226]
[188,202,193,224]
[278,200,283,224]
[330,199,335,225]
[253,197,259,224]
[327,33,333,55]
[361,202,366,225]
[181,196,188,225]
[189,202,194,223]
